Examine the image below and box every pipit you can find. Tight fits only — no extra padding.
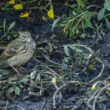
[0,31,36,73]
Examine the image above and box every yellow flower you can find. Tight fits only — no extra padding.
[47,9,54,19]
[42,16,46,20]
[8,0,15,5]
[63,27,66,33]
[13,4,23,10]
[19,12,29,18]
[51,78,56,85]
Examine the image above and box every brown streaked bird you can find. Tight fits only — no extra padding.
[0,31,36,69]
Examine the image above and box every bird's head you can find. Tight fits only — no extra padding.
[18,31,36,49]
[18,31,33,42]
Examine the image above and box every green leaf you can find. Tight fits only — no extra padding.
[4,3,9,8]
[87,5,100,9]
[3,19,6,33]
[105,18,110,28]
[8,21,16,32]
[105,0,110,11]
[8,87,14,93]
[48,43,53,53]
[20,77,29,83]
[92,34,97,38]
[51,17,61,38]
[86,12,96,19]
[97,9,105,21]
[80,33,85,38]
[106,88,110,97]
[76,0,84,8]
[0,69,9,75]
[61,58,68,70]
[8,76,17,82]
[64,45,70,56]
[70,28,75,38]
[61,63,68,70]
[52,17,61,33]
[15,87,21,96]
[35,73,41,81]
[86,89,93,95]
[85,19,93,28]
[69,45,84,54]
[88,65,96,70]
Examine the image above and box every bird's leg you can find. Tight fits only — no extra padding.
[10,65,22,76]
[18,66,30,73]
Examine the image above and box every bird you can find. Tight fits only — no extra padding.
[0,31,36,70]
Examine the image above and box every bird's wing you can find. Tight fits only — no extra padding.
[0,39,25,63]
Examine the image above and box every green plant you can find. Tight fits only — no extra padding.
[0,19,16,40]
[97,0,110,28]
[53,0,109,39]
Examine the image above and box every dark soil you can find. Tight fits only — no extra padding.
[0,1,110,110]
